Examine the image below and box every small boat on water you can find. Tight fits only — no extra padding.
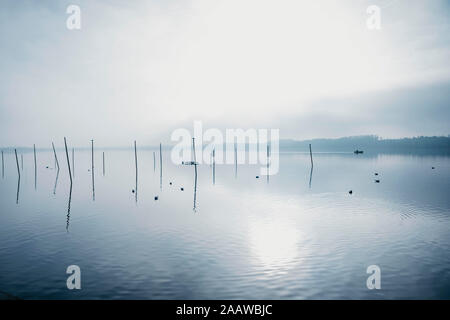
[182,138,199,166]
[182,161,198,165]
[354,150,364,154]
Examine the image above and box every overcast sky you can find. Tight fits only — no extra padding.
[0,0,449,147]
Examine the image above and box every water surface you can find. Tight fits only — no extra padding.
[0,150,449,299]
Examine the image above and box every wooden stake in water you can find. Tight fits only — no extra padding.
[234,141,237,178]
[192,138,198,182]
[193,166,198,212]
[192,138,197,166]
[14,149,20,179]
[52,142,60,171]
[213,148,215,185]
[14,149,21,204]
[192,138,198,212]
[66,183,73,232]
[1,150,4,179]
[53,167,60,195]
[72,148,75,177]
[134,141,138,202]
[267,143,270,183]
[309,143,313,189]
[159,143,162,190]
[102,152,105,176]
[64,137,72,185]
[16,173,20,204]
[91,140,95,201]
[33,144,37,190]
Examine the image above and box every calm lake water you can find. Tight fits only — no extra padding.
[0,150,449,299]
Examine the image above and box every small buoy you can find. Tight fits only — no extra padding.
[375,173,378,176]
[132,189,135,193]
[349,190,353,194]
[180,187,184,191]
[432,167,435,169]
[256,176,259,179]
[46,166,49,169]
[154,196,158,200]
[375,179,380,183]
[169,182,172,185]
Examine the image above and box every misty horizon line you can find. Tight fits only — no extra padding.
[1,134,449,152]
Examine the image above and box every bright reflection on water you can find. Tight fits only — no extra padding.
[248,216,303,274]
[0,150,449,299]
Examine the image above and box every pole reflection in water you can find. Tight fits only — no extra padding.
[52,142,60,171]
[53,169,60,195]
[66,183,73,232]
[14,149,20,179]
[192,138,198,212]
[34,144,37,190]
[193,166,198,212]
[16,176,20,204]
[14,149,20,204]
[91,140,95,201]
[309,143,314,189]
[212,148,215,185]
[134,141,138,203]
[234,141,237,178]
[159,143,163,191]
[1,150,4,179]
[267,144,270,184]
[72,148,75,178]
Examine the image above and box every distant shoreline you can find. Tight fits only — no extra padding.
[1,135,449,154]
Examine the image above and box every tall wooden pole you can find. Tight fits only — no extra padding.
[52,142,60,170]
[134,141,138,182]
[192,138,197,177]
[159,143,162,190]
[134,141,138,202]
[53,168,59,195]
[14,149,20,179]
[213,148,215,185]
[309,143,313,189]
[1,150,4,179]
[33,144,37,189]
[267,143,270,183]
[234,141,237,178]
[16,175,20,204]
[72,148,75,177]
[102,152,105,176]
[91,140,95,201]
[66,183,73,232]
[64,137,72,185]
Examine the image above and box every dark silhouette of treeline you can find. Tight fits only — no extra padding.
[2,135,449,155]
[280,135,450,154]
